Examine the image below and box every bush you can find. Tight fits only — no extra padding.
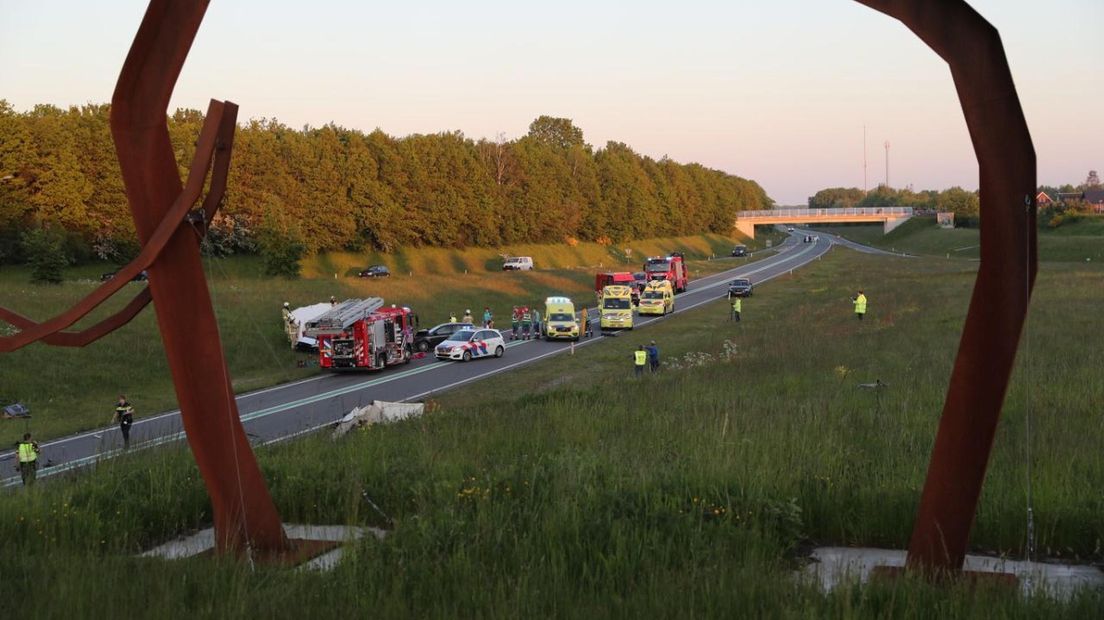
[258,228,305,278]
[21,225,68,284]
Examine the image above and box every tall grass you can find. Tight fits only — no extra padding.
[1,249,1101,616]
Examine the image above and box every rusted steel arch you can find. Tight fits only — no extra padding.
[854,0,1037,571]
[109,0,288,553]
[0,100,233,352]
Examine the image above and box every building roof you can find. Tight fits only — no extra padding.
[1083,189,1104,205]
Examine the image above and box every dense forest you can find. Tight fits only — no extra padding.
[0,102,772,264]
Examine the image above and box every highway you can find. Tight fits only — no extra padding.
[1,232,836,487]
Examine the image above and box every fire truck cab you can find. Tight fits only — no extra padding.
[643,255,688,293]
[304,298,418,371]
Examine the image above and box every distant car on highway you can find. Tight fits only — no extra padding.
[727,278,754,297]
[786,226,795,233]
[100,269,148,282]
[435,328,506,362]
[413,321,475,352]
[730,244,748,257]
[502,256,534,271]
[357,264,391,278]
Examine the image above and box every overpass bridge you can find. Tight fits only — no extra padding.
[734,207,913,238]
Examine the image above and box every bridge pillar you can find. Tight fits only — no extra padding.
[735,220,756,239]
[883,215,911,234]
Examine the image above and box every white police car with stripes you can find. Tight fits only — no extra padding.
[434,328,506,362]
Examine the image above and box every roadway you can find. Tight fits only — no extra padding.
[2,232,837,487]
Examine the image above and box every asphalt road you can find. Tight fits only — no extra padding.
[2,231,836,487]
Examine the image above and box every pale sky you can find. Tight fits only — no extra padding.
[1,1,1101,205]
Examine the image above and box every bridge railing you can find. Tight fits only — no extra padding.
[737,207,913,219]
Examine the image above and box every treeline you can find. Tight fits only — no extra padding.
[808,185,979,220]
[0,102,772,264]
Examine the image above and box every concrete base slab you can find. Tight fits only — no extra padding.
[803,547,1104,600]
[141,524,387,571]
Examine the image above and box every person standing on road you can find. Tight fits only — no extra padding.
[113,395,135,450]
[483,307,493,328]
[462,308,474,324]
[731,296,742,322]
[521,306,533,340]
[852,290,868,321]
[449,313,458,324]
[16,432,39,486]
[634,346,648,377]
[532,308,542,339]
[646,340,660,373]
[580,306,591,338]
[511,306,521,340]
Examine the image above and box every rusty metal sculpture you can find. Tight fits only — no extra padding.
[853,0,1037,573]
[0,0,289,555]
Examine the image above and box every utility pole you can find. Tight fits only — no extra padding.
[884,140,891,189]
[863,125,868,193]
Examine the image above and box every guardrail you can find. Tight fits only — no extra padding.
[737,207,913,219]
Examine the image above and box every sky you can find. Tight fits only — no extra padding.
[1,1,1101,205]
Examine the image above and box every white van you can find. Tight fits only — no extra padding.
[502,256,534,271]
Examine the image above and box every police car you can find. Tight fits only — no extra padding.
[434,328,506,362]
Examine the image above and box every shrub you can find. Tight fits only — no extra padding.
[21,225,68,284]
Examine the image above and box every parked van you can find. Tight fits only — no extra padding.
[599,285,634,330]
[543,296,579,341]
[502,256,534,271]
[638,280,674,316]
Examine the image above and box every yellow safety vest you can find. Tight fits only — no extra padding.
[17,442,37,463]
[732,298,742,312]
[854,295,867,314]
[634,350,647,366]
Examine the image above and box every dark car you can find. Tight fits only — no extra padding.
[358,264,391,278]
[730,244,748,257]
[100,269,148,282]
[727,278,753,298]
[413,322,475,353]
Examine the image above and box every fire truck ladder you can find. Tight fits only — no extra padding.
[302,298,384,337]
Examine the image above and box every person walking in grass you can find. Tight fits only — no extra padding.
[730,296,742,322]
[16,432,39,486]
[580,306,591,338]
[852,290,868,321]
[113,395,135,449]
[634,345,648,377]
[646,340,660,373]
[511,306,521,340]
[483,307,493,328]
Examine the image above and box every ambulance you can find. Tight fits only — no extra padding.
[599,285,634,330]
[543,296,580,341]
[637,280,674,316]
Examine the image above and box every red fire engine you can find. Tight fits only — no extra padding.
[643,255,688,293]
[303,298,418,371]
[595,272,638,305]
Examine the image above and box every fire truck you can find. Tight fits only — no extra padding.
[303,298,418,371]
[595,271,639,305]
[643,255,688,293]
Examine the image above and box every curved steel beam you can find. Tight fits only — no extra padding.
[854,0,1037,571]
[110,0,287,553]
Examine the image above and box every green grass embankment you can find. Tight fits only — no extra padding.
[0,232,761,445]
[2,248,1101,616]
[815,216,1104,262]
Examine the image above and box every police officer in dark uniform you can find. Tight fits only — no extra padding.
[113,395,135,449]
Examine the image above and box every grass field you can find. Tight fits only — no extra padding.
[0,231,771,446]
[814,216,1104,262]
[1,247,1101,616]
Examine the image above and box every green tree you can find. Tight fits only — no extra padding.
[21,224,67,284]
[527,116,586,150]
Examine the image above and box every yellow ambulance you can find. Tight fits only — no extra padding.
[599,285,634,330]
[638,280,674,316]
[544,296,580,341]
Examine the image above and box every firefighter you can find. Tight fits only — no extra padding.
[580,306,591,338]
[462,308,474,324]
[633,345,647,377]
[731,296,742,322]
[113,395,135,450]
[483,307,493,328]
[852,290,868,321]
[281,301,293,323]
[521,306,532,340]
[330,296,337,306]
[16,432,39,486]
